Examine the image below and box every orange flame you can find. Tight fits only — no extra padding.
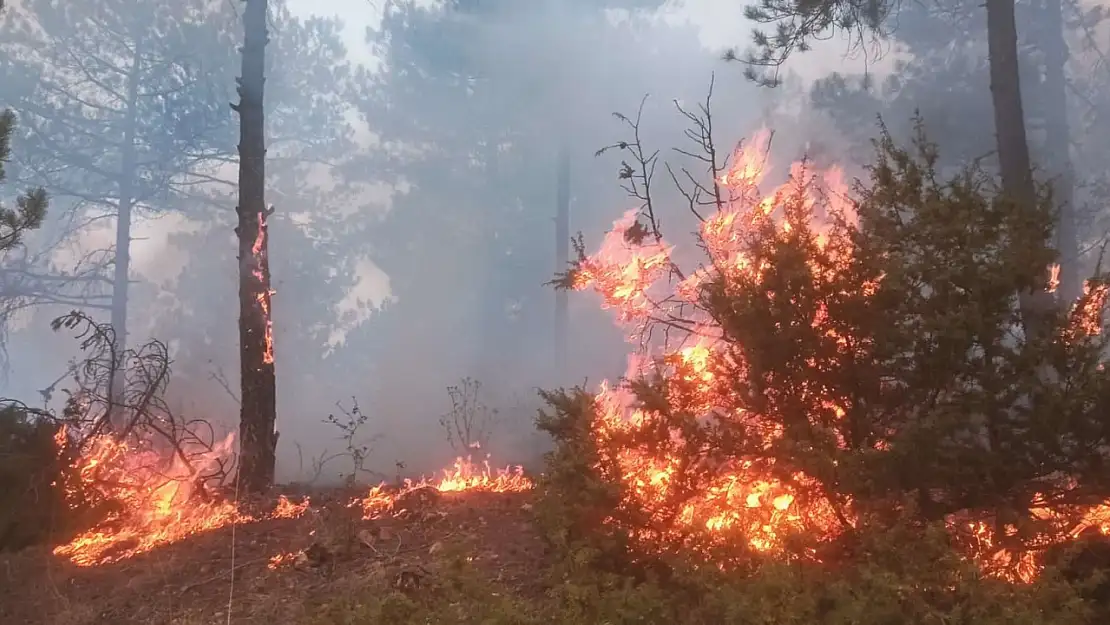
[1047,263,1061,294]
[252,211,274,365]
[52,427,526,567]
[576,127,1110,581]
[52,429,248,567]
[267,549,304,570]
[272,494,310,519]
[1065,281,1109,340]
[356,454,533,520]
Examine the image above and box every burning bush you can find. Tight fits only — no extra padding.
[0,311,244,561]
[539,102,1110,590]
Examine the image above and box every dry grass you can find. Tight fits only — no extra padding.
[0,490,544,625]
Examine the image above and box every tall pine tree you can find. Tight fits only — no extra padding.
[232,0,277,493]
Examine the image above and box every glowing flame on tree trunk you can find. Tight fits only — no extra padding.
[234,0,277,493]
[252,210,274,365]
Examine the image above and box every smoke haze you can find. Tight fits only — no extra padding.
[10,0,1096,485]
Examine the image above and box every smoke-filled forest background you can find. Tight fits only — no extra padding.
[0,0,1109,525]
[0,0,906,480]
[8,0,1110,623]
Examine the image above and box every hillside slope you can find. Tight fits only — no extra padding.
[0,490,544,625]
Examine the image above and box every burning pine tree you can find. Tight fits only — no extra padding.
[541,110,1110,584]
[232,0,278,493]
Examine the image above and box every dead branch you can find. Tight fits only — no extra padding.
[439,377,499,453]
[46,310,235,500]
[596,94,663,240]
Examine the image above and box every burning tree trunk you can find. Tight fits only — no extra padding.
[986,0,1056,335]
[231,0,277,493]
[555,145,569,379]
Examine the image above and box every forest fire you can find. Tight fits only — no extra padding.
[357,454,532,519]
[253,211,275,365]
[570,129,863,561]
[51,428,529,567]
[51,427,250,567]
[571,128,1110,583]
[956,502,1110,583]
[272,494,311,519]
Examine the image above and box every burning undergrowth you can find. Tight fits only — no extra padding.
[51,428,531,567]
[1,311,533,569]
[50,426,247,566]
[0,310,247,560]
[541,105,1110,585]
[4,127,1110,625]
[357,454,532,520]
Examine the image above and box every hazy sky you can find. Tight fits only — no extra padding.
[0,0,901,481]
[283,0,889,81]
[268,0,890,338]
[79,0,892,368]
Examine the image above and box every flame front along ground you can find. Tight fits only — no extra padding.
[53,429,528,568]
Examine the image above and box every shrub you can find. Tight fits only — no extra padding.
[537,95,1110,619]
[0,403,74,550]
[534,391,1096,623]
[1,311,236,552]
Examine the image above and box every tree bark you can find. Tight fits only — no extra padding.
[985,0,1055,337]
[108,37,143,432]
[233,0,277,494]
[1039,0,1079,302]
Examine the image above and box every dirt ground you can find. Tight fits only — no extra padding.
[0,489,545,625]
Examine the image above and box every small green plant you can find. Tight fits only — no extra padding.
[302,523,1092,625]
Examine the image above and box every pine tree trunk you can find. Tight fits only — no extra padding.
[1040,0,1079,301]
[986,0,1055,336]
[233,0,277,494]
[108,38,143,432]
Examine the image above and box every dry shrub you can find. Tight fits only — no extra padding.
[1,311,233,551]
